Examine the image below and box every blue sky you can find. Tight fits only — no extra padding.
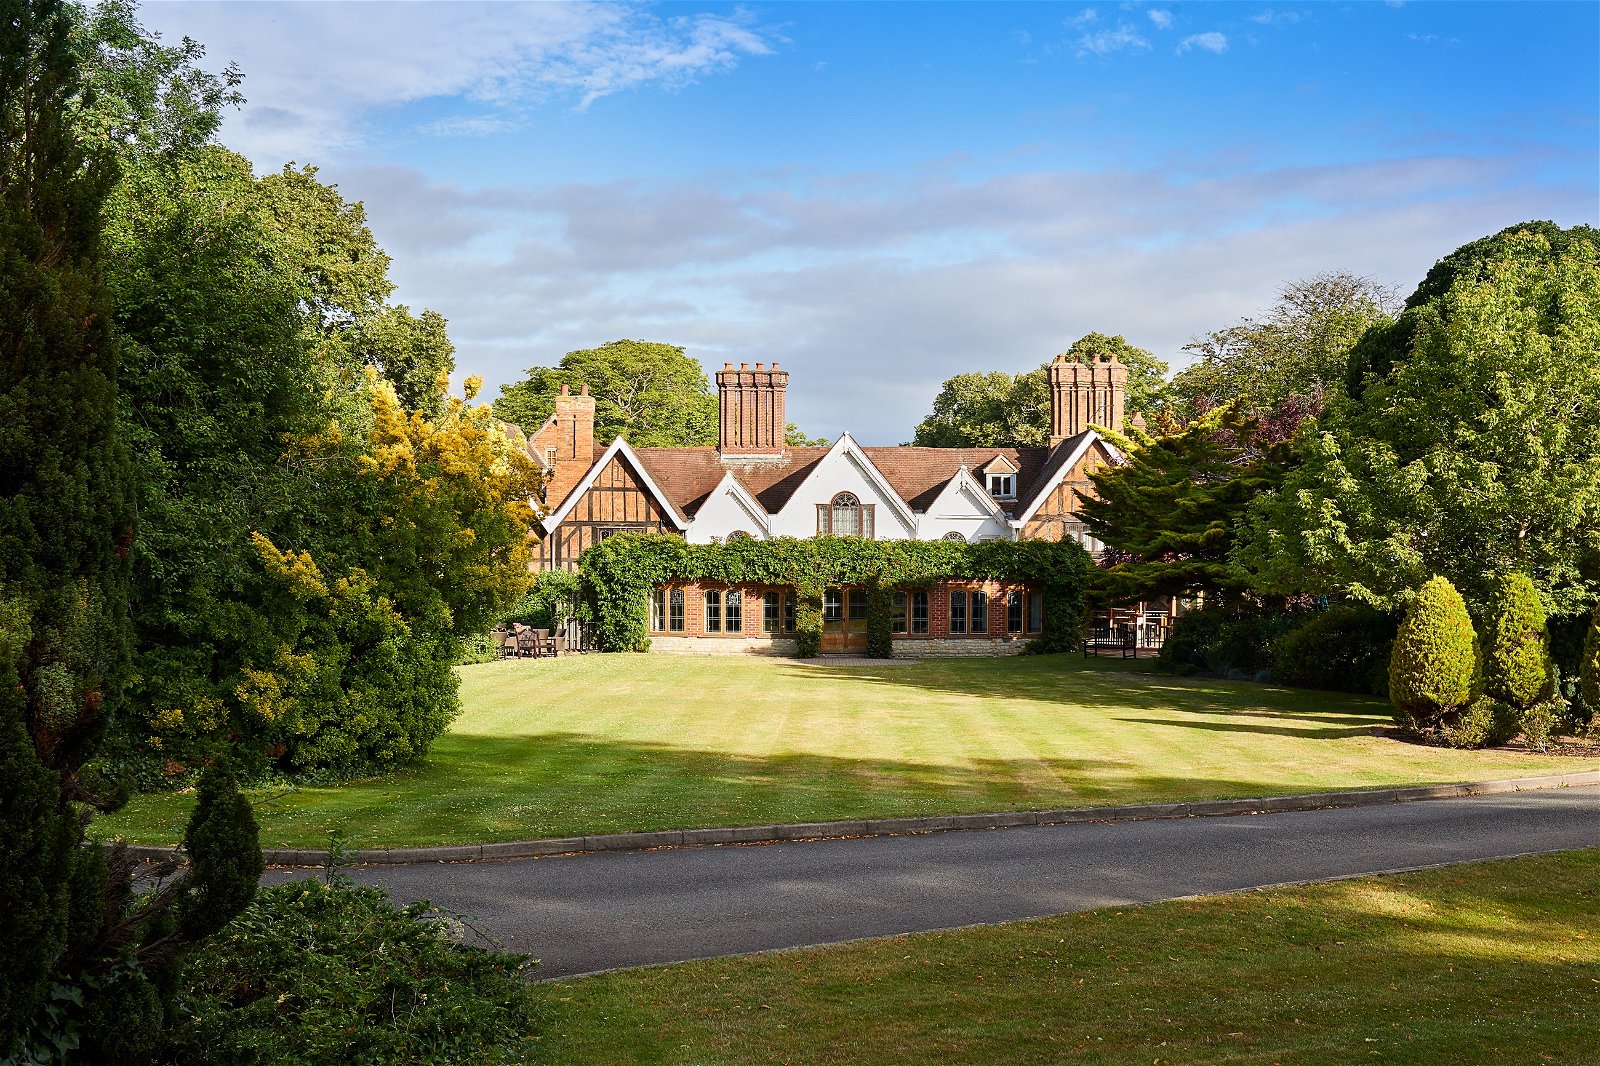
[141,1,1597,443]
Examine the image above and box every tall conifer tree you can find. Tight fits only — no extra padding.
[1,2,261,1056]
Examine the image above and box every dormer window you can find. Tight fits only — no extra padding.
[988,473,1015,499]
[544,447,558,471]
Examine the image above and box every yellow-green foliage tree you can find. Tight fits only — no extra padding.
[146,374,541,773]
[1389,576,1478,731]
[1481,572,1551,710]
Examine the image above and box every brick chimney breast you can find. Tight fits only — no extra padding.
[1049,350,1127,445]
[716,359,787,457]
[531,380,596,512]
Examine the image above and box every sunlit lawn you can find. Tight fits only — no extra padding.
[540,848,1600,1065]
[97,654,1597,849]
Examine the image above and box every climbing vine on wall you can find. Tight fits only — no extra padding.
[577,534,1093,657]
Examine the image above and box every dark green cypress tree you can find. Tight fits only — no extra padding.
[0,0,132,1048]
[177,759,264,941]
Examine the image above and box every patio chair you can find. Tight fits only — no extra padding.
[498,630,519,658]
[516,628,539,658]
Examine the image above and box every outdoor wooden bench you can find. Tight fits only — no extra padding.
[1082,629,1135,659]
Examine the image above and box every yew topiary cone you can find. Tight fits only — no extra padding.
[1481,572,1551,709]
[1389,576,1478,730]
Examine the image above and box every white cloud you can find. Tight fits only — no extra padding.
[1147,9,1174,30]
[416,115,520,138]
[1248,9,1303,27]
[330,151,1589,441]
[1065,8,1099,29]
[1076,24,1150,57]
[1178,32,1229,54]
[134,2,775,165]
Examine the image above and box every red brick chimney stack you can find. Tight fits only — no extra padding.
[715,360,787,456]
[531,382,596,510]
[1048,351,1127,446]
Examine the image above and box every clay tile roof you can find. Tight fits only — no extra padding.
[622,436,1090,520]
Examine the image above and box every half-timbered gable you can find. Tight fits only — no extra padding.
[538,438,683,570]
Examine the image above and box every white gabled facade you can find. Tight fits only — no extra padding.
[915,465,1013,543]
[685,472,772,543]
[767,433,919,540]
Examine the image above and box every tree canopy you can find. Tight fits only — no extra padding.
[494,339,720,447]
[911,333,1168,448]
[1236,225,1600,618]
[1170,272,1398,415]
[2,2,260,1056]
[1077,404,1294,607]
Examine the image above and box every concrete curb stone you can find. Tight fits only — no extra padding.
[122,769,1600,867]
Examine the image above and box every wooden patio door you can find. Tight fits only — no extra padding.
[820,587,871,653]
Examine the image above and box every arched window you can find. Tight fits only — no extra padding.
[817,492,874,537]
[727,530,752,541]
[942,531,967,542]
[704,589,722,633]
[831,493,860,537]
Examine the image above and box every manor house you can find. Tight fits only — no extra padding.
[525,352,1134,654]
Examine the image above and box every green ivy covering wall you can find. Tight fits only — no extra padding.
[577,534,1093,658]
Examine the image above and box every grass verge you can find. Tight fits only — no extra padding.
[540,848,1600,1065]
[97,655,1596,848]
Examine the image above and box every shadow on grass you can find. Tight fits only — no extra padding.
[1110,716,1376,740]
[113,729,1341,849]
[778,654,1391,731]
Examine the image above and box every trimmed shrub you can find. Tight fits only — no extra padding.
[1481,573,1551,709]
[1440,696,1518,749]
[1389,576,1478,731]
[163,878,543,1065]
[864,581,895,659]
[1272,605,1398,695]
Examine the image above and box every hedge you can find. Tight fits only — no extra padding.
[577,534,1093,657]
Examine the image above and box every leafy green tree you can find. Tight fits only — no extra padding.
[1,3,258,1056]
[1389,577,1478,731]
[493,339,719,446]
[1346,221,1600,396]
[1237,226,1600,617]
[70,0,242,162]
[352,303,455,414]
[1077,404,1292,606]
[911,370,1049,447]
[912,334,1167,448]
[786,422,830,447]
[1172,272,1398,413]
[1481,573,1551,710]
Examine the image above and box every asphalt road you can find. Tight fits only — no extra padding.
[269,786,1600,979]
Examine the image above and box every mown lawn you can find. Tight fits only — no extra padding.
[538,848,1600,1065]
[97,655,1596,848]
